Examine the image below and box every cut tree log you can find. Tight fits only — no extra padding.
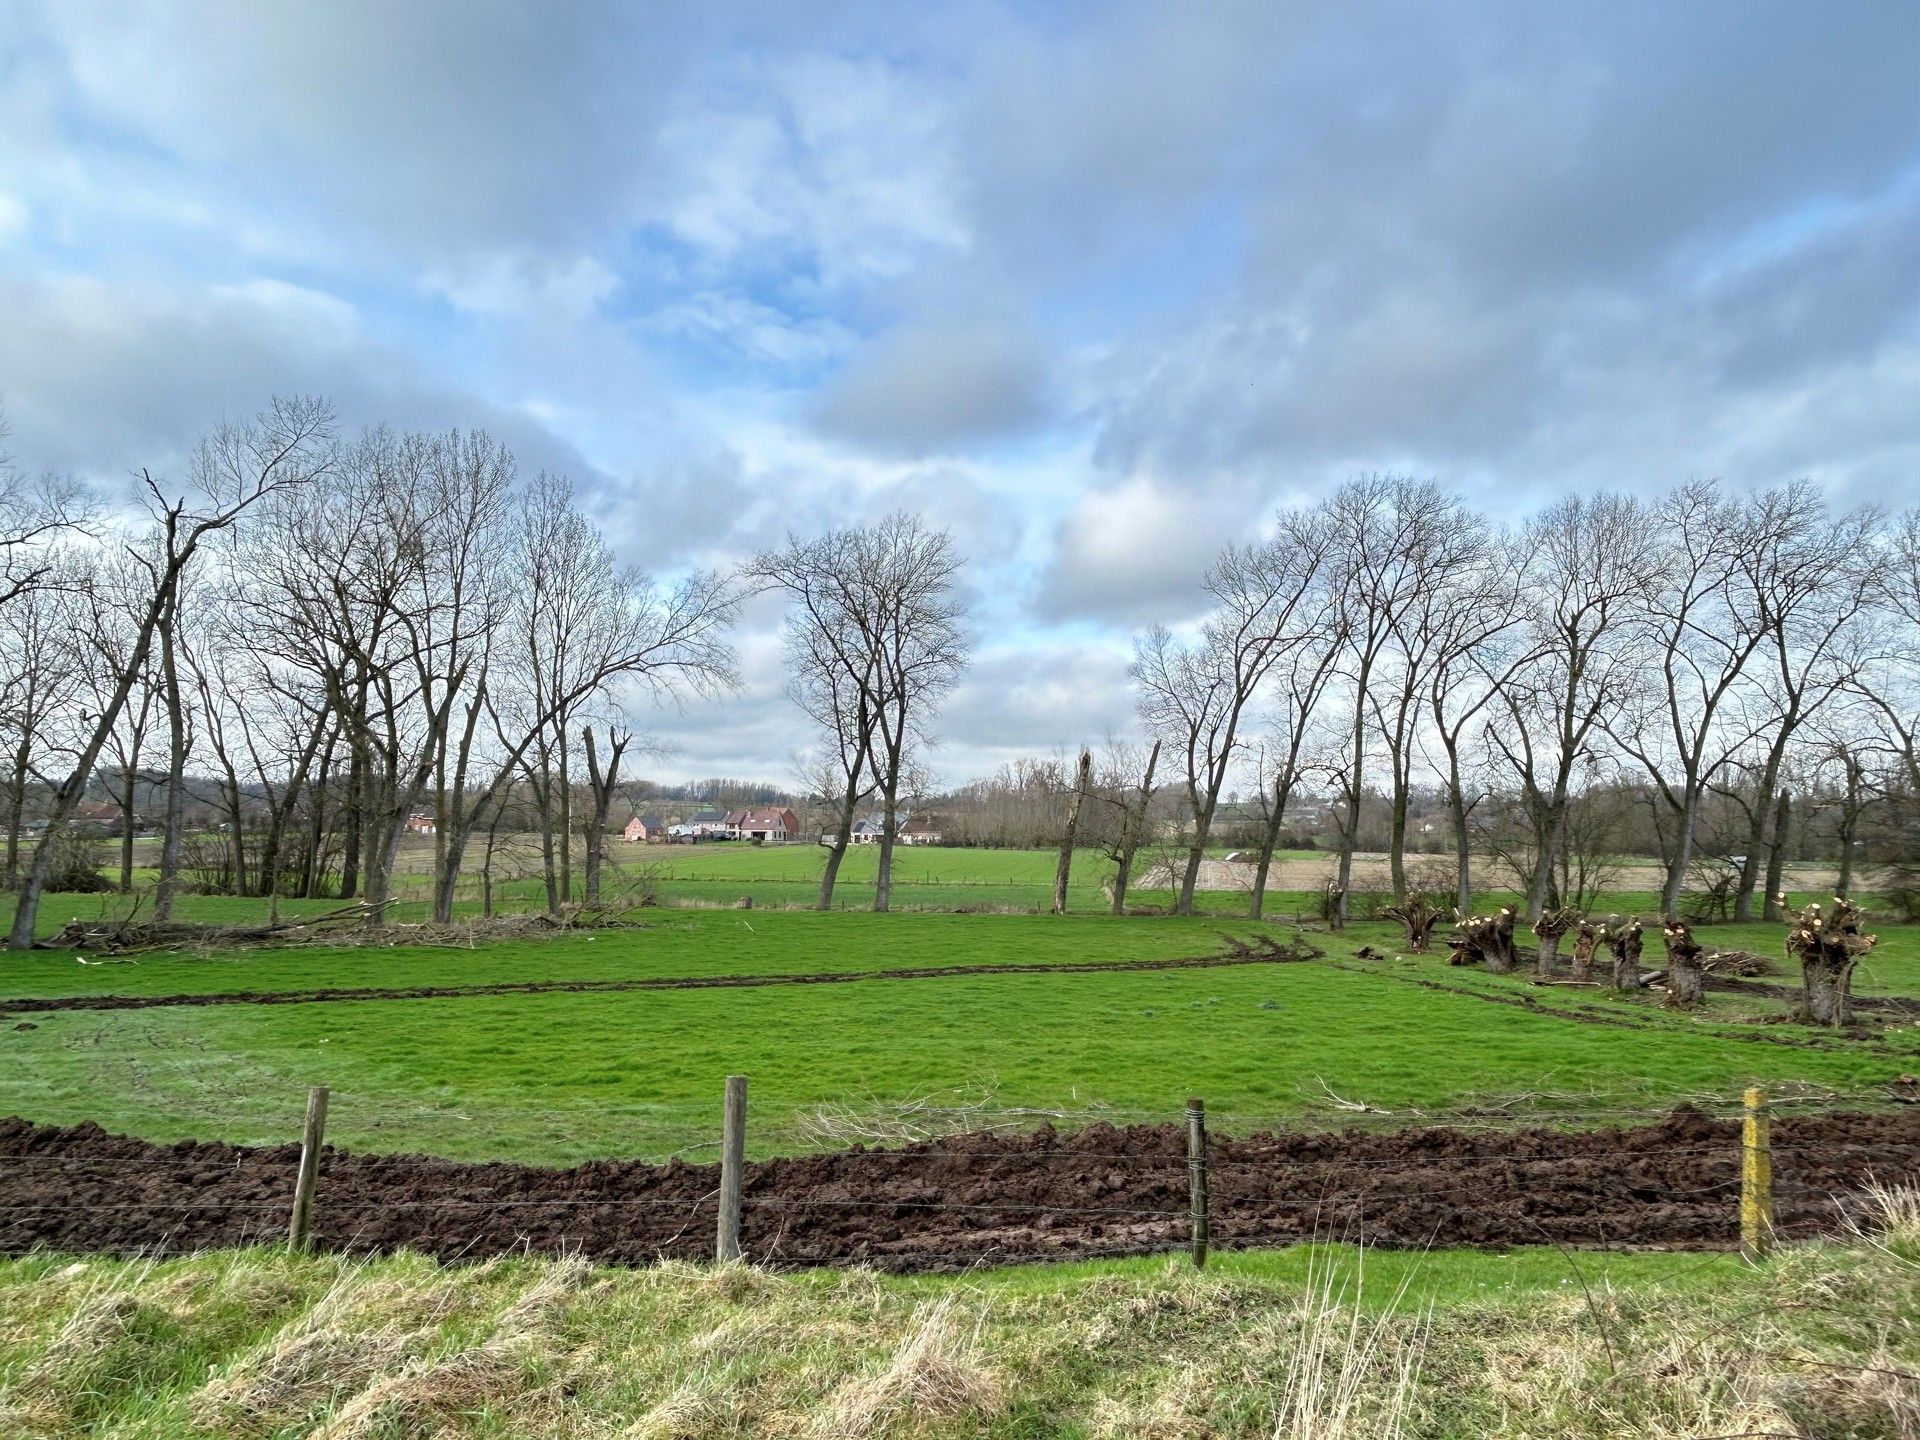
[1781,893,1875,1027]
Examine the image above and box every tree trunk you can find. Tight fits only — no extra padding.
[1531,908,1579,980]
[1248,768,1295,922]
[1176,835,1207,915]
[1606,920,1645,991]
[1109,740,1159,917]
[1660,918,1706,1010]
[1761,789,1791,920]
[1534,930,1562,978]
[338,744,363,900]
[1570,923,1599,983]
[1387,769,1410,906]
[1660,787,1702,918]
[875,791,899,913]
[3,738,27,891]
[1051,749,1091,915]
[580,727,629,908]
[557,731,573,907]
[152,592,188,922]
[1444,748,1472,914]
[819,770,864,912]
[117,764,141,893]
[1484,908,1518,974]
[1800,961,1853,1027]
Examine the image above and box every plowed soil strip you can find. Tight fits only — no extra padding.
[0,946,1312,1016]
[2,1108,1913,1273]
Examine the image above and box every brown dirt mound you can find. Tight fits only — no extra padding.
[2,1107,1912,1272]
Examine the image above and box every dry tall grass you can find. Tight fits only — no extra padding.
[1,1197,1915,1438]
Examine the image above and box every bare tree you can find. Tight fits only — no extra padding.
[1090,737,1161,915]
[1605,482,1773,914]
[1488,494,1653,919]
[1322,477,1456,922]
[1051,747,1092,914]
[1135,511,1332,914]
[580,723,634,906]
[756,516,966,914]
[6,396,337,951]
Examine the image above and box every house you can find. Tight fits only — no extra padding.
[673,809,733,841]
[845,812,944,846]
[737,807,798,843]
[70,802,146,836]
[404,813,437,835]
[898,814,944,846]
[623,814,665,843]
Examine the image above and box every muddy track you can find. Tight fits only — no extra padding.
[0,942,1316,1017]
[1,1108,1912,1272]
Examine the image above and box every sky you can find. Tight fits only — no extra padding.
[2,1,1917,786]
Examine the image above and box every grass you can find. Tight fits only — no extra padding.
[1,910,1913,1165]
[41,838,1891,921]
[1,1193,1915,1437]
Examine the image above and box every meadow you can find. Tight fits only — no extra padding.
[2,899,1912,1166]
[4,852,1916,1435]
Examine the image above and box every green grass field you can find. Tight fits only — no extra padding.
[2,906,1912,1165]
[4,866,1916,1436]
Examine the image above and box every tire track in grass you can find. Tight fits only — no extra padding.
[0,938,1320,1017]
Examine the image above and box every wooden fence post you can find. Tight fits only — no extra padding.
[1187,1097,1209,1269]
[717,1075,748,1263]
[1741,1086,1773,1263]
[288,1085,329,1251]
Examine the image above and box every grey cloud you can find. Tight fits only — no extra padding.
[1034,476,1240,626]
[934,641,1138,774]
[0,271,700,552]
[807,316,1050,453]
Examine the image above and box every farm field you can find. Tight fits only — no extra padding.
[2,909,1914,1165]
[79,835,1880,918]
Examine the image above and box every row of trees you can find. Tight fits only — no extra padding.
[1130,476,1920,923]
[0,398,742,949]
[6,397,1913,936]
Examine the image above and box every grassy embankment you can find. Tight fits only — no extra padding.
[1,1196,1915,1437]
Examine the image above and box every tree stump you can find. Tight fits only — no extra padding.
[1782,895,1875,1027]
[1322,880,1346,933]
[1659,917,1706,1009]
[1569,921,1601,983]
[1383,896,1443,953]
[1600,916,1644,991]
[1448,906,1520,973]
[1531,907,1581,980]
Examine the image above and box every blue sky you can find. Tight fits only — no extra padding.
[1,1,1916,782]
